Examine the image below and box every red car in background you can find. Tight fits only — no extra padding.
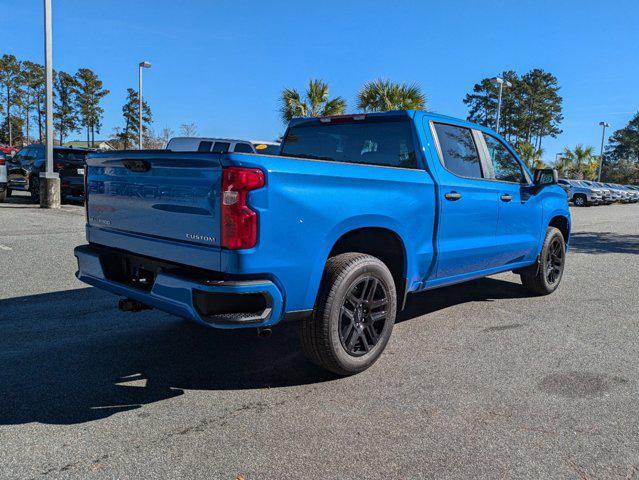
[0,145,19,156]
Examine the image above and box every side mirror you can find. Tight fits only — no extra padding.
[534,168,558,186]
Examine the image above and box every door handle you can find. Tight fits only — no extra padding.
[444,191,462,201]
[500,194,512,202]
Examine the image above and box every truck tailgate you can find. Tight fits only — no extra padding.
[85,151,222,270]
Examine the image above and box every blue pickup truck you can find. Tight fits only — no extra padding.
[75,111,570,375]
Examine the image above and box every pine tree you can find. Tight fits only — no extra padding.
[53,71,79,145]
[0,54,24,146]
[463,71,520,141]
[74,68,109,147]
[516,69,563,149]
[463,69,563,149]
[118,88,152,149]
[601,112,639,183]
[20,61,44,144]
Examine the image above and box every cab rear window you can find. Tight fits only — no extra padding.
[54,150,87,164]
[280,116,418,169]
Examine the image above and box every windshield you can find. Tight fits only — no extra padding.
[54,150,87,164]
[281,116,418,169]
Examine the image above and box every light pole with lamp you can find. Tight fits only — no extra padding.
[597,121,609,182]
[490,76,512,135]
[40,0,60,208]
[138,61,151,149]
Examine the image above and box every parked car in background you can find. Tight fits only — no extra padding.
[166,137,280,155]
[76,110,570,375]
[595,182,617,204]
[0,153,7,202]
[598,182,623,202]
[6,145,89,202]
[581,180,614,204]
[560,179,602,206]
[618,184,639,203]
[0,145,18,157]
[604,183,633,203]
[557,178,572,198]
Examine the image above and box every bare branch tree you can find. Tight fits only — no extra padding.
[179,122,197,136]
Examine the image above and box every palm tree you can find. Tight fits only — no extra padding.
[516,141,545,169]
[554,154,572,178]
[279,79,346,124]
[357,79,426,112]
[562,144,595,179]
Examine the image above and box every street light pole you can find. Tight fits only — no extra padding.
[138,61,151,150]
[597,121,609,182]
[490,76,512,135]
[40,0,60,208]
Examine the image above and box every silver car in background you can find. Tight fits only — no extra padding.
[559,179,603,206]
[604,183,633,203]
[617,184,639,203]
[582,180,614,204]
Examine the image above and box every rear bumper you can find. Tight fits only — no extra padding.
[74,244,284,329]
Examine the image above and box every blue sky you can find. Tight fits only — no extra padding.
[1,0,637,161]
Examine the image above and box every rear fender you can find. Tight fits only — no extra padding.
[302,215,415,308]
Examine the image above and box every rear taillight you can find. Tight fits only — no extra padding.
[0,158,5,166]
[54,162,65,171]
[221,167,264,249]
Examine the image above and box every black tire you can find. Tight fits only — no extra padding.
[0,190,6,202]
[573,194,588,207]
[520,227,566,295]
[6,188,11,197]
[301,252,397,376]
[29,176,40,203]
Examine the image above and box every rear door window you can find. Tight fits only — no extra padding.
[211,142,230,153]
[233,143,254,153]
[433,123,483,178]
[197,141,213,152]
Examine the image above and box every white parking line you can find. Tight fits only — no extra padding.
[0,244,12,251]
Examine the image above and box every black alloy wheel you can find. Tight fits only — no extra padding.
[339,276,389,356]
[545,236,564,285]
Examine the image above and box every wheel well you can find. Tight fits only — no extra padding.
[549,216,570,244]
[328,228,407,307]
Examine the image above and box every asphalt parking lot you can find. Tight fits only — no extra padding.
[1,192,638,479]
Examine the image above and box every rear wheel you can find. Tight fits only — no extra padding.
[0,190,6,202]
[301,253,397,375]
[520,227,566,295]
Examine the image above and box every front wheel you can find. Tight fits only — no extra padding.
[573,194,587,207]
[520,227,566,295]
[301,253,397,376]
